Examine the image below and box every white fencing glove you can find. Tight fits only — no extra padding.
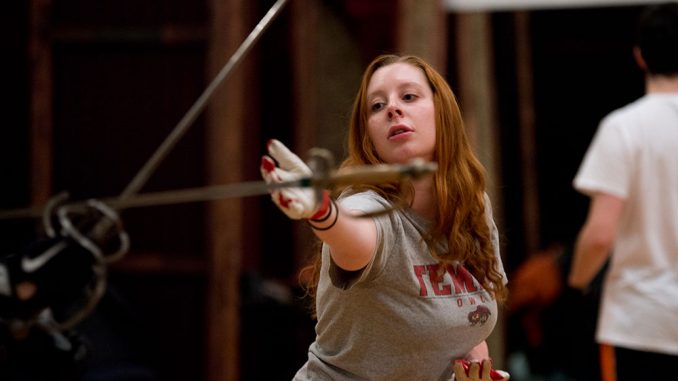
[260,139,330,220]
[452,359,510,381]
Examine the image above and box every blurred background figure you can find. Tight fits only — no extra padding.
[569,2,678,381]
[507,243,606,381]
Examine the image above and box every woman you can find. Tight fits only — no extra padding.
[261,54,509,381]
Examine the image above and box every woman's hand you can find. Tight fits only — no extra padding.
[452,359,510,381]
[260,139,329,220]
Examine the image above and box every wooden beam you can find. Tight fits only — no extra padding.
[205,0,248,380]
[454,13,501,203]
[290,0,320,279]
[397,0,447,72]
[29,0,53,206]
[514,11,540,254]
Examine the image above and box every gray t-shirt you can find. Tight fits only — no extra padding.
[294,191,506,381]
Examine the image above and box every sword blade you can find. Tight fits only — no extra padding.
[0,179,305,219]
[0,159,437,220]
[105,179,306,210]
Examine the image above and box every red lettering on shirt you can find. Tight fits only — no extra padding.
[413,265,429,296]
[449,265,478,294]
[413,263,479,297]
[427,264,452,296]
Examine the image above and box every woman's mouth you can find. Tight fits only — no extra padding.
[388,125,413,140]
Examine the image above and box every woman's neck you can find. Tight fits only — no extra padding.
[411,177,436,220]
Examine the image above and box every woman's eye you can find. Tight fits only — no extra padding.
[403,93,417,101]
[371,102,384,112]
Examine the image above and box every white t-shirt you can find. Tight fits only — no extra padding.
[293,191,506,381]
[573,93,678,355]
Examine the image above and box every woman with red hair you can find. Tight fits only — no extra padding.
[262,54,509,381]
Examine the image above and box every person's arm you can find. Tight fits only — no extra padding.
[306,197,377,271]
[569,192,625,290]
[260,139,377,271]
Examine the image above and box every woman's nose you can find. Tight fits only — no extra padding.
[387,102,403,119]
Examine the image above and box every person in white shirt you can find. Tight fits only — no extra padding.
[569,3,678,380]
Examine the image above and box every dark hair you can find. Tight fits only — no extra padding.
[636,2,678,75]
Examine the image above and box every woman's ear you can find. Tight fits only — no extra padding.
[633,46,648,72]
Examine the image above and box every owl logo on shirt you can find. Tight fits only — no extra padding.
[468,305,491,326]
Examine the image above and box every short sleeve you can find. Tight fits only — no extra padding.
[484,193,507,285]
[573,116,632,199]
[323,191,392,289]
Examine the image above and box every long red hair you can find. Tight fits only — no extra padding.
[302,54,507,316]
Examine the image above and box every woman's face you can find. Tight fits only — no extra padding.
[365,62,436,164]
